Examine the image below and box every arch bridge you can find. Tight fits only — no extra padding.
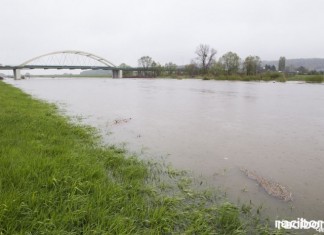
[2,50,123,79]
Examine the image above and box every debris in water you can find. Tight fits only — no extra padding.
[113,118,132,125]
[240,168,293,202]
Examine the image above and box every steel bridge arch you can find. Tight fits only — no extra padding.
[19,50,116,67]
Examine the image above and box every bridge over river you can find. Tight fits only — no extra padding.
[0,50,159,79]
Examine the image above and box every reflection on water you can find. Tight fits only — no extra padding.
[7,78,324,220]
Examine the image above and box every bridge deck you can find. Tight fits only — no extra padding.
[0,65,116,70]
[0,65,166,72]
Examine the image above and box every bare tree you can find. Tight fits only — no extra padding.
[138,56,153,69]
[195,44,217,74]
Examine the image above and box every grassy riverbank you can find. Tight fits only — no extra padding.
[11,73,323,83]
[0,81,283,234]
[199,74,324,83]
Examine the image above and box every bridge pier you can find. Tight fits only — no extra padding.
[13,69,21,80]
[112,69,123,78]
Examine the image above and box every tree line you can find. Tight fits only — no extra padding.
[119,44,322,79]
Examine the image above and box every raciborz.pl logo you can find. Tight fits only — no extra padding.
[275,218,324,232]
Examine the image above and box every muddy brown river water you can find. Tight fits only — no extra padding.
[6,77,324,222]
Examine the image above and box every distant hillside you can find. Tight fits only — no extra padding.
[80,70,112,76]
[262,58,324,71]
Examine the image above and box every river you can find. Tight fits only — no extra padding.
[6,77,324,221]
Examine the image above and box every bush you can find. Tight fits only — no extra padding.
[262,72,285,81]
[276,76,287,82]
[305,75,324,83]
[269,72,282,79]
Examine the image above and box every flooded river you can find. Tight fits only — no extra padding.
[7,78,324,221]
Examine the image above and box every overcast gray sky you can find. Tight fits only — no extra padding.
[1,0,324,66]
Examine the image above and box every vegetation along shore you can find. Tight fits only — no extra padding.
[0,81,289,234]
[8,44,324,84]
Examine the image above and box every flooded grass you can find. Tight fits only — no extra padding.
[202,73,287,82]
[304,75,324,83]
[286,74,324,83]
[0,81,287,234]
[192,73,324,83]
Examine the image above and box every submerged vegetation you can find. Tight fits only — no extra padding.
[0,81,287,234]
[304,75,324,83]
[241,168,293,202]
[201,72,287,82]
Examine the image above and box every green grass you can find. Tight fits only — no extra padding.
[304,75,324,83]
[201,72,287,82]
[188,73,323,83]
[273,74,324,83]
[0,81,285,234]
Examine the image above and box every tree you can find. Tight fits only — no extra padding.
[185,60,199,77]
[151,61,163,77]
[119,63,132,77]
[138,56,153,77]
[243,56,261,75]
[264,64,277,71]
[195,44,217,74]
[271,65,276,71]
[219,51,241,75]
[297,66,308,74]
[278,56,286,72]
[164,62,177,75]
[209,61,225,76]
[138,56,153,68]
